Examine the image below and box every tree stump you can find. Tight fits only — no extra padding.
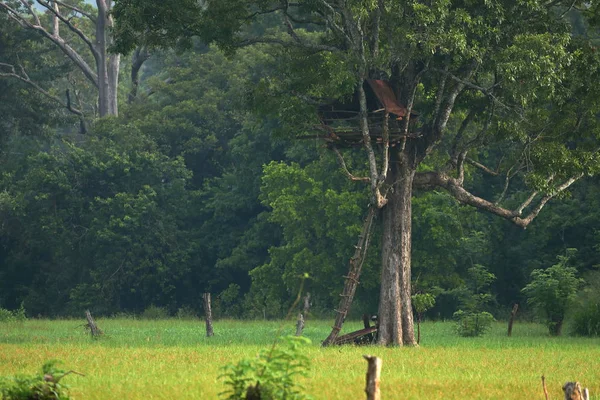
[507,303,518,337]
[203,293,214,337]
[85,310,102,338]
[295,313,305,336]
[363,355,382,400]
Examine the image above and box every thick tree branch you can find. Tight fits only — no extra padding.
[413,171,583,228]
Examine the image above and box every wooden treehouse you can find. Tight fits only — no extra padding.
[313,79,420,147]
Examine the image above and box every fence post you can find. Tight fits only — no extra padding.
[202,293,214,337]
[363,355,382,400]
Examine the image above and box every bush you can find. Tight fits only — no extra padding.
[570,272,600,336]
[0,360,76,400]
[453,310,495,337]
[176,306,197,320]
[220,336,312,400]
[522,250,583,336]
[141,305,169,320]
[0,308,14,322]
[0,304,27,322]
[452,265,496,337]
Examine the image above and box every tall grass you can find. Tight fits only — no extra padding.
[1,319,599,399]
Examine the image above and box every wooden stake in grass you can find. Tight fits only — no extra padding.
[363,355,382,400]
[295,313,304,336]
[84,310,102,338]
[542,375,549,400]
[203,293,214,337]
[507,303,518,337]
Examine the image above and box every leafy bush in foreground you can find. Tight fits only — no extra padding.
[220,336,312,400]
[0,360,78,400]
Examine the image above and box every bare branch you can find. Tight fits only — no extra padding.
[466,158,500,176]
[331,145,370,182]
[51,0,97,22]
[235,36,340,53]
[413,171,583,228]
[0,61,83,117]
[36,0,97,53]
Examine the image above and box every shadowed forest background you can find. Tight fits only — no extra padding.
[1,1,599,324]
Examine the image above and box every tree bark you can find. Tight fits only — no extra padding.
[85,310,102,338]
[202,293,214,337]
[377,153,417,346]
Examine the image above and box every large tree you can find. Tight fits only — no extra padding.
[0,0,120,117]
[112,0,600,345]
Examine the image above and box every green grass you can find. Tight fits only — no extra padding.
[1,319,599,399]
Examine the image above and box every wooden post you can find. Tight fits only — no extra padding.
[507,303,518,337]
[295,313,305,336]
[542,376,549,400]
[85,310,102,338]
[203,293,214,337]
[363,355,382,400]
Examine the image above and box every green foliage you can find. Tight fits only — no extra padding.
[141,305,170,320]
[175,306,198,320]
[522,250,584,336]
[220,336,312,400]
[453,265,496,337]
[570,271,600,337]
[412,293,436,316]
[453,310,495,337]
[0,304,27,323]
[0,360,74,400]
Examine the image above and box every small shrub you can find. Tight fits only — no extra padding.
[522,250,583,336]
[141,305,169,320]
[452,265,496,337]
[0,308,14,322]
[176,306,197,320]
[570,272,600,336]
[0,360,78,400]
[453,310,495,337]
[220,336,312,400]
[0,304,27,323]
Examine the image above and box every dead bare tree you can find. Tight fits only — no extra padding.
[0,0,121,117]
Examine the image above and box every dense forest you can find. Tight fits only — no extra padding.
[0,0,599,337]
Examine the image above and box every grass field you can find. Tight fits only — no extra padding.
[1,318,599,399]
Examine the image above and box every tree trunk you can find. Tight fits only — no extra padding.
[96,0,120,117]
[377,155,417,346]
